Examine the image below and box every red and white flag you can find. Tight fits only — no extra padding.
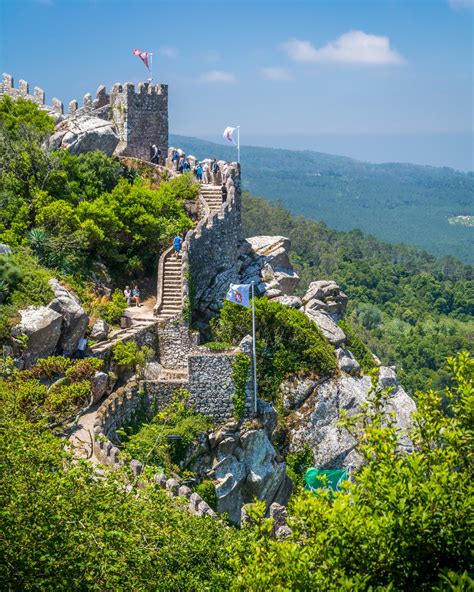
[223,126,236,145]
[132,49,150,70]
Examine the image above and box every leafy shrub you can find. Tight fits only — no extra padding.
[203,341,234,351]
[231,353,251,419]
[112,341,153,375]
[286,445,314,489]
[338,319,377,373]
[212,298,337,401]
[46,380,91,414]
[229,352,474,590]
[21,356,71,380]
[195,480,218,512]
[120,389,211,473]
[95,289,127,325]
[0,255,23,302]
[65,358,103,382]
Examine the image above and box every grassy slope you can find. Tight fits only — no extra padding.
[170,133,474,264]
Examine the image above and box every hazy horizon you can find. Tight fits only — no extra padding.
[172,131,474,172]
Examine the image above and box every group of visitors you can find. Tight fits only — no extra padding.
[124,284,142,307]
[171,150,225,185]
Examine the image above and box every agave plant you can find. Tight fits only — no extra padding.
[27,227,49,259]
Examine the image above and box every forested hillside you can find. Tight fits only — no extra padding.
[171,134,474,264]
[243,193,474,394]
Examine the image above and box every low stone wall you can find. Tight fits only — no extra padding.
[157,318,200,370]
[188,351,253,423]
[93,381,218,519]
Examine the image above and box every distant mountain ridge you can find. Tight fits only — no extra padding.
[170,133,474,264]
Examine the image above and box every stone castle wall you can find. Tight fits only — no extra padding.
[0,73,64,117]
[183,164,243,316]
[1,73,169,159]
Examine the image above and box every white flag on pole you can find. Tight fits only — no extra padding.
[226,283,251,308]
[223,126,236,145]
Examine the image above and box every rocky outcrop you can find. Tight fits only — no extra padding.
[301,281,348,345]
[0,243,12,255]
[238,236,300,300]
[209,419,292,524]
[288,371,416,470]
[47,279,89,356]
[336,347,361,375]
[12,306,63,367]
[48,115,119,156]
[90,319,109,342]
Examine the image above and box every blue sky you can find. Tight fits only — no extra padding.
[1,0,473,169]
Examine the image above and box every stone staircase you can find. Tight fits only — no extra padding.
[155,247,183,319]
[199,183,223,211]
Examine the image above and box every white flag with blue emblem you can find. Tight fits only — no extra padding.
[226,283,251,308]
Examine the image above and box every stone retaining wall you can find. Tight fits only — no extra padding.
[156,318,200,370]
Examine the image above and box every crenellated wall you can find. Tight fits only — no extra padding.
[1,73,169,160]
[182,163,243,317]
[0,73,64,117]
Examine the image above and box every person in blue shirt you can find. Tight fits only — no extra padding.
[173,234,182,259]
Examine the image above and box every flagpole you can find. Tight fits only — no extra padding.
[237,126,241,164]
[251,281,258,415]
[150,52,153,82]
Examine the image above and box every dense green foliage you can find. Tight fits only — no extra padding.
[1,416,235,590]
[118,389,211,473]
[0,248,54,341]
[111,341,154,377]
[1,355,103,423]
[172,133,474,264]
[243,193,473,394]
[230,352,473,590]
[0,96,195,280]
[2,351,472,590]
[212,298,337,401]
[0,97,197,346]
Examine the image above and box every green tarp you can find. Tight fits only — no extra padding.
[304,468,348,493]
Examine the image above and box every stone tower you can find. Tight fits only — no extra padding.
[110,81,168,160]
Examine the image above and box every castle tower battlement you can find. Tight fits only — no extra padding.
[109,81,168,160]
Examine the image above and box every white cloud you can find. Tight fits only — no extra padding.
[282,31,405,65]
[261,67,290,81]
[200,70,237,83]
[160,46,178,58]
[448,0,474,9]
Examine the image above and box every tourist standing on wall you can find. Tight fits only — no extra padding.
[178,156,185,174]
[195,162,203,181]
[150,144,161,164]
[172,149,179,171]
[202,162,211,184]
[211,159,220,184]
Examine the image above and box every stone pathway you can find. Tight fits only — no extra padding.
[67,401,102,464]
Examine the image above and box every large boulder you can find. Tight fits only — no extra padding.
[49,115,119,156]
[288,371,416,470]
[336,347,361,375]
[302,280,348,321]
[90,319,109,342]
[0,243,12,255]
[304,308,346,345]
[212,426,293,525]
[47,279,89,356]
[12,306,63,367]
[239,236,300,299]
